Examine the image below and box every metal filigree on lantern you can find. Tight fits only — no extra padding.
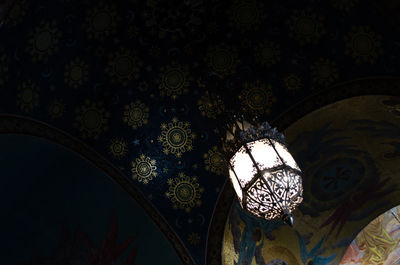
[222,120,285,160]
[222,118,303,225]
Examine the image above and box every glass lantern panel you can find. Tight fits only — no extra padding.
[271,140,301,171]
[229,146,257,188]
[229,168,243,203]
[248,138,282,169]
[230,138,283,188]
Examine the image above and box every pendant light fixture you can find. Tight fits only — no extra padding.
[222,117,303,226]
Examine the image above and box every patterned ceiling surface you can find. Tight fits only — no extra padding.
[1,0,400,264]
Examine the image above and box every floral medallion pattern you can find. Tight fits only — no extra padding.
[16,80,39,113]
[239,80,275,115]
[109,137,128,159]
[27,20,61,62]
[158,117,195,158]
[74,100,110,139]
[83,2,119,41]
[64,58,89,88]
[204,146,226,175]
[123,100,149,130]
[166,172,204,212]
[283,74,302,92]
[344,26,383,64]
[157,62,191,100]
[131,154,157,184]
[226,0,266,32]
[311,57,338,87]
[106,48,142,86]
[254,40,281,67]
[287,9,325,45]
[205,43,239,77]
[4,0,27,27]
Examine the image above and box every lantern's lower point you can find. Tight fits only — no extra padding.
[282,211,294,227]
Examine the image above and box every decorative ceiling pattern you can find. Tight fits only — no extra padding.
[1,0,400,264]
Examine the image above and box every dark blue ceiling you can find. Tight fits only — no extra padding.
[1,0,400,264]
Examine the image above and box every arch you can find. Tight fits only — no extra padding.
[0,114,196,265]
[207,77,400,265]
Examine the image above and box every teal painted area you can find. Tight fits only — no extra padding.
[0,134,181,265]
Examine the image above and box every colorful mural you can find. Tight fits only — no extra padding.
[340,206,400,265]
[222,95,400,265]
[0,134,182,265]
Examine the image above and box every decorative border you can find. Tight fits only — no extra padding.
[205,77,400,265]
[0,114,196,265]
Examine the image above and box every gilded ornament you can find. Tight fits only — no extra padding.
[227,0,266,32]
[310,58,338,87]
[143,0,203,41]
[74,100,110,139]
[204,146,227,175]
[157,62,191,100]
[4,0,27,27]
[158,117,195,158]
[331,0,358,12]
[17,80,39,113]
[131,154,157,184]
[27,20,61,62]
[48,99,65,119]
[188,232,201,245]
[239,81,275,115]
[344,26,383,64]
[287,9,325,45]
[205,43,239,77]
[166,172,204,212]
[197,91,225,119]
[109,137,128,159]
[64,58,89,88]
[283,74,302,91]
[83,2,119,40]
[106,48,142,86]
[254,40,281,67]
[123,100,149,129]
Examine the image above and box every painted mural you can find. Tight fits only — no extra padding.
[222,95,400,265]
[0,134,181,265]
[340,205,400,265]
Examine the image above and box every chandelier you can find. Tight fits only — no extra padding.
[222,117,303,226]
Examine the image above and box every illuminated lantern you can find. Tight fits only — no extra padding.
[223,119,303,226]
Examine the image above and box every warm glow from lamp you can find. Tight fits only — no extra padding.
[226,125,303,225]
